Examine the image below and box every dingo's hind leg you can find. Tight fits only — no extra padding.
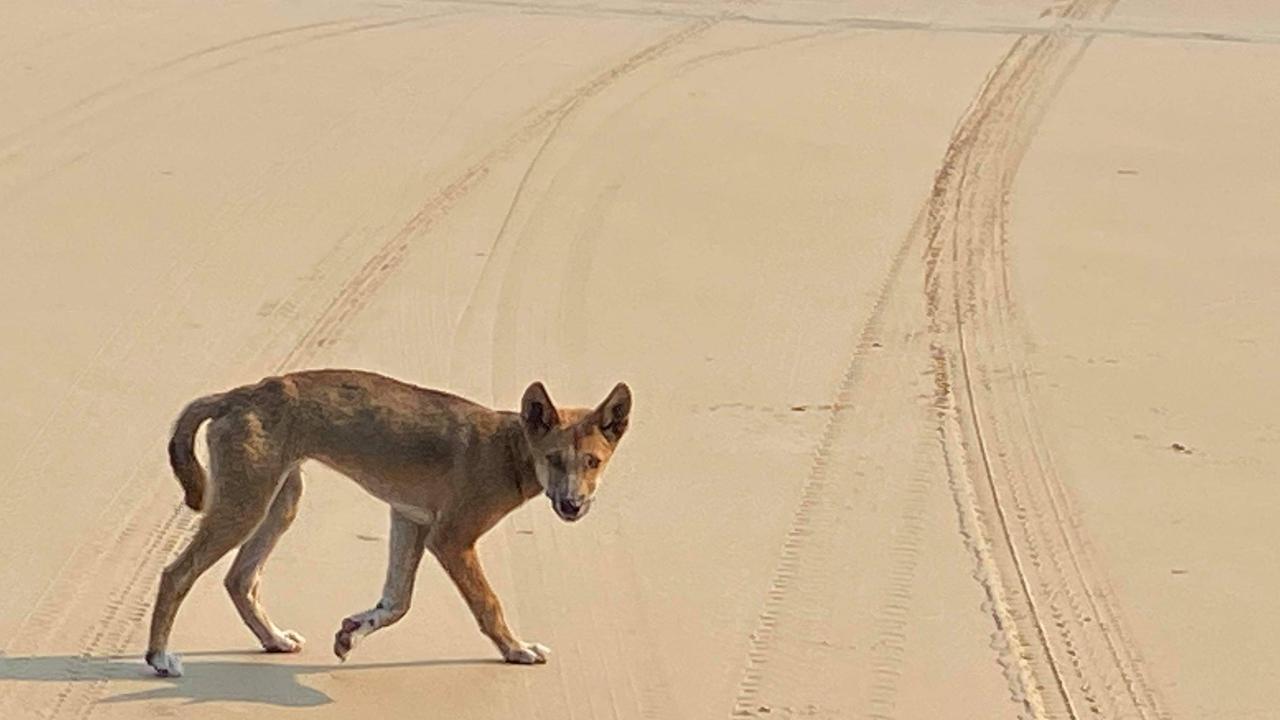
[146,429,286,677]
[333,509,427,660]
[225,466,305,653]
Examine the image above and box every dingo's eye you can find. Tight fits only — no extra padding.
[546,454,566,471]
[585,454,600,469]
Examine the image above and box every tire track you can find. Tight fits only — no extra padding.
[864,429,953,720]
[730,1,1169,718]
[918,0,1169,717]
[728,196,925,719]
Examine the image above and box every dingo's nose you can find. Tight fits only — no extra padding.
[557,497,584,519]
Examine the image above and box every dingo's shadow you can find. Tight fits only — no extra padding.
[0,651,500,707]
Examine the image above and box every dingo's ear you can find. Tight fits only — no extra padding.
[521,381,560,436]
[593,382,632,444]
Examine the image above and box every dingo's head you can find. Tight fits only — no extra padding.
[519,381,632,523]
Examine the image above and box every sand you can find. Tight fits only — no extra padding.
[1,2,1276,718]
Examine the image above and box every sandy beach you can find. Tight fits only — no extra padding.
[1,2,1277,718]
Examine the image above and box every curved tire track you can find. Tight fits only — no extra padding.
[920,0,1169,717]
[731,1,1168,718]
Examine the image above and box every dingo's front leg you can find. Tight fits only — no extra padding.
[432,543,549,664]
[333,509,427,661]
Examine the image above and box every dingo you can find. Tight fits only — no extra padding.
[145,370,631,677]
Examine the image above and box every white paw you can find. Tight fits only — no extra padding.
[504,642,551,665]
[147,651,184,677]
[264,629,305,653]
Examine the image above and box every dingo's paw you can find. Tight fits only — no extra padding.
[146,650,184,677]
[333,617,364,661]
[264,629,305,653]
[504,642,550,665]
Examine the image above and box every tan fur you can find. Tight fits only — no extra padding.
[145,369,631,677]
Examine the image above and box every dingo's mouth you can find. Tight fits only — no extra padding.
[550,495,589,522]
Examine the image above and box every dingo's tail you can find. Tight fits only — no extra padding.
[167,392,233,512]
